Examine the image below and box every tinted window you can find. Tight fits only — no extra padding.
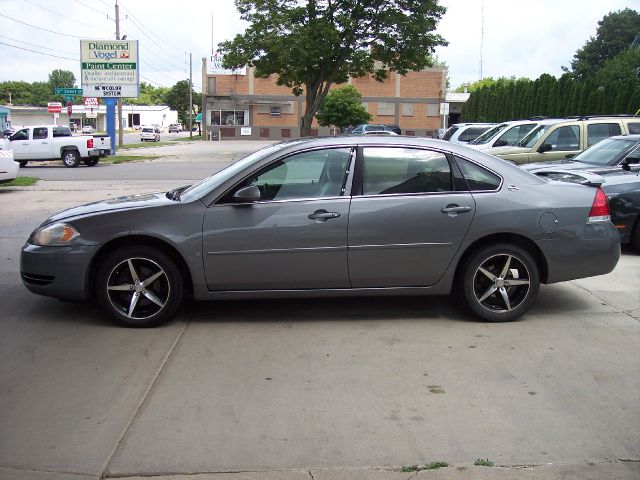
[628,123,640,134]
[587,123,622,147]
[362,147,451,195]
[52,127,71,137]
[458,126,492,142]
[247,148,351,201]
[33,127,48,140]
[442,125,460,141]
[12,129,29,141]
[544,125,580,151]
[455,157,501,191]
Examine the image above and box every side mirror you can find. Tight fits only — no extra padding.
[232,185,261,202]
[493,139,508,147]
[538,142,552,153]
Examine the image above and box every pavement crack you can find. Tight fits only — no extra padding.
[308,469,315,480]
[99,311,193,478]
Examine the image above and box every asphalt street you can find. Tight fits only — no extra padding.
[1,140,639,480]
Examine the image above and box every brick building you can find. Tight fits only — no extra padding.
[201,56,447,140]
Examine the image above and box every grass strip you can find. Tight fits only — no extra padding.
[118,141,173,149]
[0,176,39,187]
[102,154,159,164]
[171,135,202,141]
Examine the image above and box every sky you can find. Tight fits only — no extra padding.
[0,0,634,94]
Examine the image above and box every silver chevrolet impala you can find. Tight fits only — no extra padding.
[21,136,620,327]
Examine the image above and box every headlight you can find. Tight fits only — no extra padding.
[30,222,80,246]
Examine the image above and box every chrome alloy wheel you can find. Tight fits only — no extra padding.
[106,257,170,320]
[472,253,531,312]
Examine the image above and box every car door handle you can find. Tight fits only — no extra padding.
[441,205,472,214]
[308,210,341,221]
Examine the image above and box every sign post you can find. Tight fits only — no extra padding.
[104,98,117,156]
[48,102,62,123]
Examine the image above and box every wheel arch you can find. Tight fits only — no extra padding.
[86,235,194,299]
[454,233,549,285]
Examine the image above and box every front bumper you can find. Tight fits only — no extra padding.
[20,243,96,301]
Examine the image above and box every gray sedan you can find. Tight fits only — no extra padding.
[21,137,620,327]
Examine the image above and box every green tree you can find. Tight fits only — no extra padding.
[569,8,640,80]
[0,81,33,105]
[316,85,371,130]
[219,0,447,136]
[165,80,200,126]
[125,82,170,106]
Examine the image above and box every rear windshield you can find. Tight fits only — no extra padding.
[142,128,154,132]
[442,125,460,141]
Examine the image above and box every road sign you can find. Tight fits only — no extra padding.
[84,97,99,107]
[85,111,97,119]
[47,102,62,113]
[54,88,83,96]
[80,40,139,98]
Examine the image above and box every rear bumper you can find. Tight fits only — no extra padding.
[20,243,96,301]
[541,221,621,283]
[88,149,100,158]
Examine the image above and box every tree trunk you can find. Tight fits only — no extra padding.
[300,85,318,137]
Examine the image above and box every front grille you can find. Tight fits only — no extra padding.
[21,272,55,286]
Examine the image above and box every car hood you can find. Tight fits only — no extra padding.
[44,191,174,224]
[485,146,529,155]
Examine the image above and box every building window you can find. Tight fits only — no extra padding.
[260,128,270,138]
[377,102,395,116]
[211,111,221,125]
[401,103,414,116]
[310,129,318,136]
[207,77,216,95]
[210,109,248,126]
[220,127,236,137]
[281,128,291,138]
[427,103,439,117]
[405,130,416,136]
[270,106,281,117]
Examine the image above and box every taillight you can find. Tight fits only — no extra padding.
[588,187,610,223]
[87,138,94,148]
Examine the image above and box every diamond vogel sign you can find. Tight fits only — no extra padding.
[80,40,139,98]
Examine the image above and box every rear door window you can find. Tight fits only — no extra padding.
[361,147,452,195]
[587,123,622,147]
[33,127,48,140]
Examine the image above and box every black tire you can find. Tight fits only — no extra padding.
[84,157,99,167]
[631,218,640,252]
[18,160,28,167]
[460,243,540,322]
[95,246,184,327]
[62,150,80,168]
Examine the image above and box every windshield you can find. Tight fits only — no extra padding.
[519,124,556,148]
[470,124,508,144]
[179,141,298,202]
[572,138,638,165]
[441,125,460,141]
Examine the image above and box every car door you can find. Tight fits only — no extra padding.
[348,146,476,288]
[9,128,31,159]
[202,147,354,291]
[30,127,50,159]
[529,124,582,162]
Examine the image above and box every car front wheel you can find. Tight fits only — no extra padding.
[62,150,80,168]
[95,246,184,327]
[461,243,540,322]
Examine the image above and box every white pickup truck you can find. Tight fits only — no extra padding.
[2,125,101,168]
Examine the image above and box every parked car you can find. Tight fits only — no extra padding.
[0,149,19,184]
[140,126,160,142]
[351,124,396,135]
[81,125,95,134]
[384,124,402,135]
[521,135,640,175]
[466,119,547,151]
[168,124,182,133]
[4,125,100,167]
[486,116,640,165]
[441,123,496,144]
[530,166,640,251]
[2,127,16,138]
[21,136,620,327]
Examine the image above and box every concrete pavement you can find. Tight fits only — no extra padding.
[1,142,638,480]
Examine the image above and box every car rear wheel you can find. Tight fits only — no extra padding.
[62,150,80,168]
[18,160,28,167]
[461,243,540,322]
[96,246,184,327]
[84,158,99,167]
[631,218,640,252]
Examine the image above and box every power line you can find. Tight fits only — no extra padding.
[0,34,79,56]
[0,40,78,61]
[23,0,112,33]
[122,15,187,67]
[73,0,111,17]
[0,12,88,39]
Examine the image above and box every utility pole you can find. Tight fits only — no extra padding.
[189,52,193,139]
[115,0,124,147]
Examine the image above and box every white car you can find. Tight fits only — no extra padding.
[441,123,495,144]
[81,125,95,134]
[465,119,546,151]
[0,149,19,184]
[140,126,160,142]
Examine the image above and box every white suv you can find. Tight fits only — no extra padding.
[465,120,544,151]
[140,126,160,142]
[441,123,495,144]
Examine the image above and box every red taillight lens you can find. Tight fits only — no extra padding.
[588,187,610,221]
[87,138,94,148]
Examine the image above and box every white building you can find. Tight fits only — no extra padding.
[6,105,178,131]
